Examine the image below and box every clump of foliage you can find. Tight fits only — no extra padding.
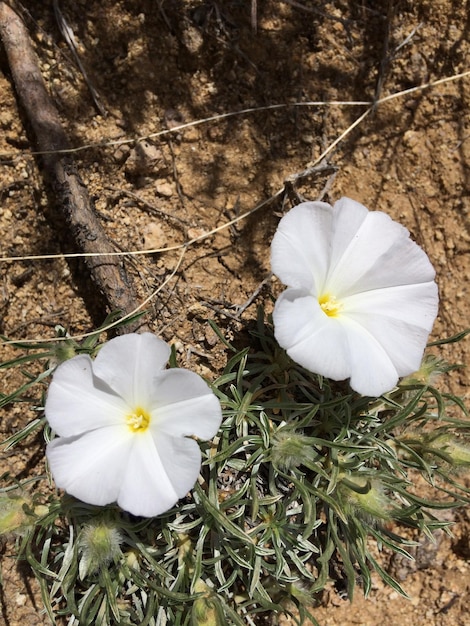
[1,311,469,625]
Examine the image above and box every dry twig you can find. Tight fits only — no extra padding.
[0,2,146,332]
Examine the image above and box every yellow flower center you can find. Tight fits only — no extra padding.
[126,407,150,433]
[319,293,343,318]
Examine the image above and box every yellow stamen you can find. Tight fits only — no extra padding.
[319,293,343,318]
[126,407,150,433]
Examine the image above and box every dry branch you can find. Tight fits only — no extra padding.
[0,2,146,333]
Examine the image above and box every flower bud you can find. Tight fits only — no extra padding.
[79,522,122,579]
[399,355,448,386]
[271,430,317,471]
[444,440,470,466]
[338,476,392,521]
[53,340,78,364]
[0,494,30,535]
[429,434,470,467]
[191,580,224,626]
[0,493,47,536]
[286,580,314,605]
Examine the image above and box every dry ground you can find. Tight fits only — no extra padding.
[1,1,469,625]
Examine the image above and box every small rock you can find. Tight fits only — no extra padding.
[15,593,27,607]
[204,325,218,347]
[155,181,174,197]
[182,23,204,54]
[113,144,131,164]
[142,222,166,249]
[125,141,167,177]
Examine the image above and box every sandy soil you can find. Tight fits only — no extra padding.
[0,1,469,624]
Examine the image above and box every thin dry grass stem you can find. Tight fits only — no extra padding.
[1,69,470,344]
[2,70,468,264]
[0,190,283,264]
[0,71,468,160]
[1,246,188,345]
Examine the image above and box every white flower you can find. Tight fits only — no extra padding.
[271,197,439,396]
[45,333,222,517]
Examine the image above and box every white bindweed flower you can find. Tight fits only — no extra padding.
[271,197,439,396]
[45,333,222,517]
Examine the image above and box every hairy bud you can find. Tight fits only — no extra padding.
[338,476,393,521]
[79,522,123,579]
[271,429,317,471]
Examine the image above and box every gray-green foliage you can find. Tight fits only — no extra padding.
[1,311,469,625]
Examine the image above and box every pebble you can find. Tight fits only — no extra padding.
[155,182,174,197]
[142,222,166,249]
[15,594,26,607]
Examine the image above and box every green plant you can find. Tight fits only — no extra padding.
[1,310,469,625]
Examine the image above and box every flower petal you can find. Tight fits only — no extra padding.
[345,282,438,330]
[45,355,129,437]
[155,434,202,497]
[273,289,351,381]
[116,433,201,517]
[344,281,439,376]
[326,196,370,260]
[342,318,401,396]
[46,426,130,506]
[93,333,170,407]
[270,201,334,294]
[328,199,436,296]
[149,369,222,440]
